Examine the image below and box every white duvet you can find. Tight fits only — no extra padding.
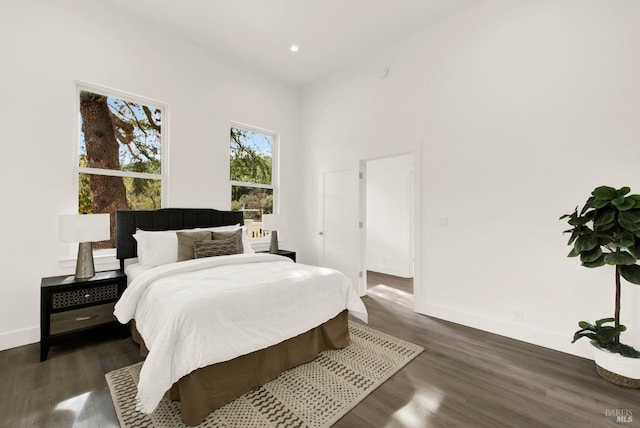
[113,253,368,414]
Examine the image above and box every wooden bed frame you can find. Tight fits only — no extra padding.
[115,208,350,425]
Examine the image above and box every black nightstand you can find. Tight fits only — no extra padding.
[259,249,296,262]
[40,269,127,361]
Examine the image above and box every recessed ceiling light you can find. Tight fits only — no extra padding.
[290,44,299,53]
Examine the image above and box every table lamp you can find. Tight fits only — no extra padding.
[59,213,110,278]
[261,214,280,254]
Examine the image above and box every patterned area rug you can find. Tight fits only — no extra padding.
[106,321,424,427]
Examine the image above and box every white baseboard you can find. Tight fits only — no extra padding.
[2,301,594,361]
[414,301,594,361]
[0,326,39,352]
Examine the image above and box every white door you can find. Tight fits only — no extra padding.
[321,162,366,296]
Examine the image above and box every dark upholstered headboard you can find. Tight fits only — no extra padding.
[116,208,244,270]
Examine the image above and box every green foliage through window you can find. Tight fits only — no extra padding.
[230,128,272,185]
[78,87,164,247]
[230,126,275,238]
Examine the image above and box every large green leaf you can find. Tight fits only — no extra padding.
[578,321,594,329]
[596,221,616,233]
[628,243,640,259]
[572,331,596,343]
[618,210,640,232]
[575,234,598,252]
[591,198,610,209]
[613,196,636,211]
[619,264,640,285]
[611,231,636,248]
[573,319,627,346]
[617,187,631,196]
[618,219,640,232]
[596,233,615,244]
[628,195,640,208]
[594,208,616,228]
[581,210,596,224]
[592,186,618,201]
[580,247,602,263]
[595,326,626,345]
[604,251,636,265]
[619,210,640,224]
[595,318,615,326]
[582,254,605,268]
[580,198,595,214]
[567,246,580,257]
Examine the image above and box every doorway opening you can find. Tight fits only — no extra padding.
[366,271,414,308]
[363,153,415,306]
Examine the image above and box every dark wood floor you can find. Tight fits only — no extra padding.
[1,273,638,427]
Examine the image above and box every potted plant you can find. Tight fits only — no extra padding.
[560,185,640,388]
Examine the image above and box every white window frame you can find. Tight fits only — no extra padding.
[74,81,169,252]
[230,121,279,242]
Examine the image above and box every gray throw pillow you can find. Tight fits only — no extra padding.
[211,229,244,253]
[177,230,212,261]
[194,237,240,259]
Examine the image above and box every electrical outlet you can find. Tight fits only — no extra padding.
[513,307,523,321]
[437,217,449,227]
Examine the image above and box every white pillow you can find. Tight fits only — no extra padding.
[196,224,241,233]
[241,225,254,253]
[133,223,252,268]
[133,230,177,268]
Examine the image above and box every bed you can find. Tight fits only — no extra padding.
[113,208,368,426]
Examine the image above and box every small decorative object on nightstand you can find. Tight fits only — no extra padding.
[40,269,127,361]
[259,249,296,262]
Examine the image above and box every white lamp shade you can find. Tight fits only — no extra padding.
[58,214,111,243]
[261,214,280,231]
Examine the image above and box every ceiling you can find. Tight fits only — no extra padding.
[106,0,483,87]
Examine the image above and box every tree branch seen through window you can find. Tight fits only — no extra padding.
[230,126,276,238]
[78,88,163,248]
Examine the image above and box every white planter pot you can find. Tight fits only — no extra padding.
[592,344,640,388]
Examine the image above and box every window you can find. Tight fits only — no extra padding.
[230,124,277,239]
[77,83,166,248]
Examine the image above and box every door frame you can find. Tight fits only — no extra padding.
[363,153,415,280]
[362,148,421,305]
[319,142,422,307]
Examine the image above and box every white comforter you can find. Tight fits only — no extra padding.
[113,253,368,414]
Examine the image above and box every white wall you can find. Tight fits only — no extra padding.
[300,0,640,359]
[3,0,639,361]
[366,155,414,278]
[0,0,301,350]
